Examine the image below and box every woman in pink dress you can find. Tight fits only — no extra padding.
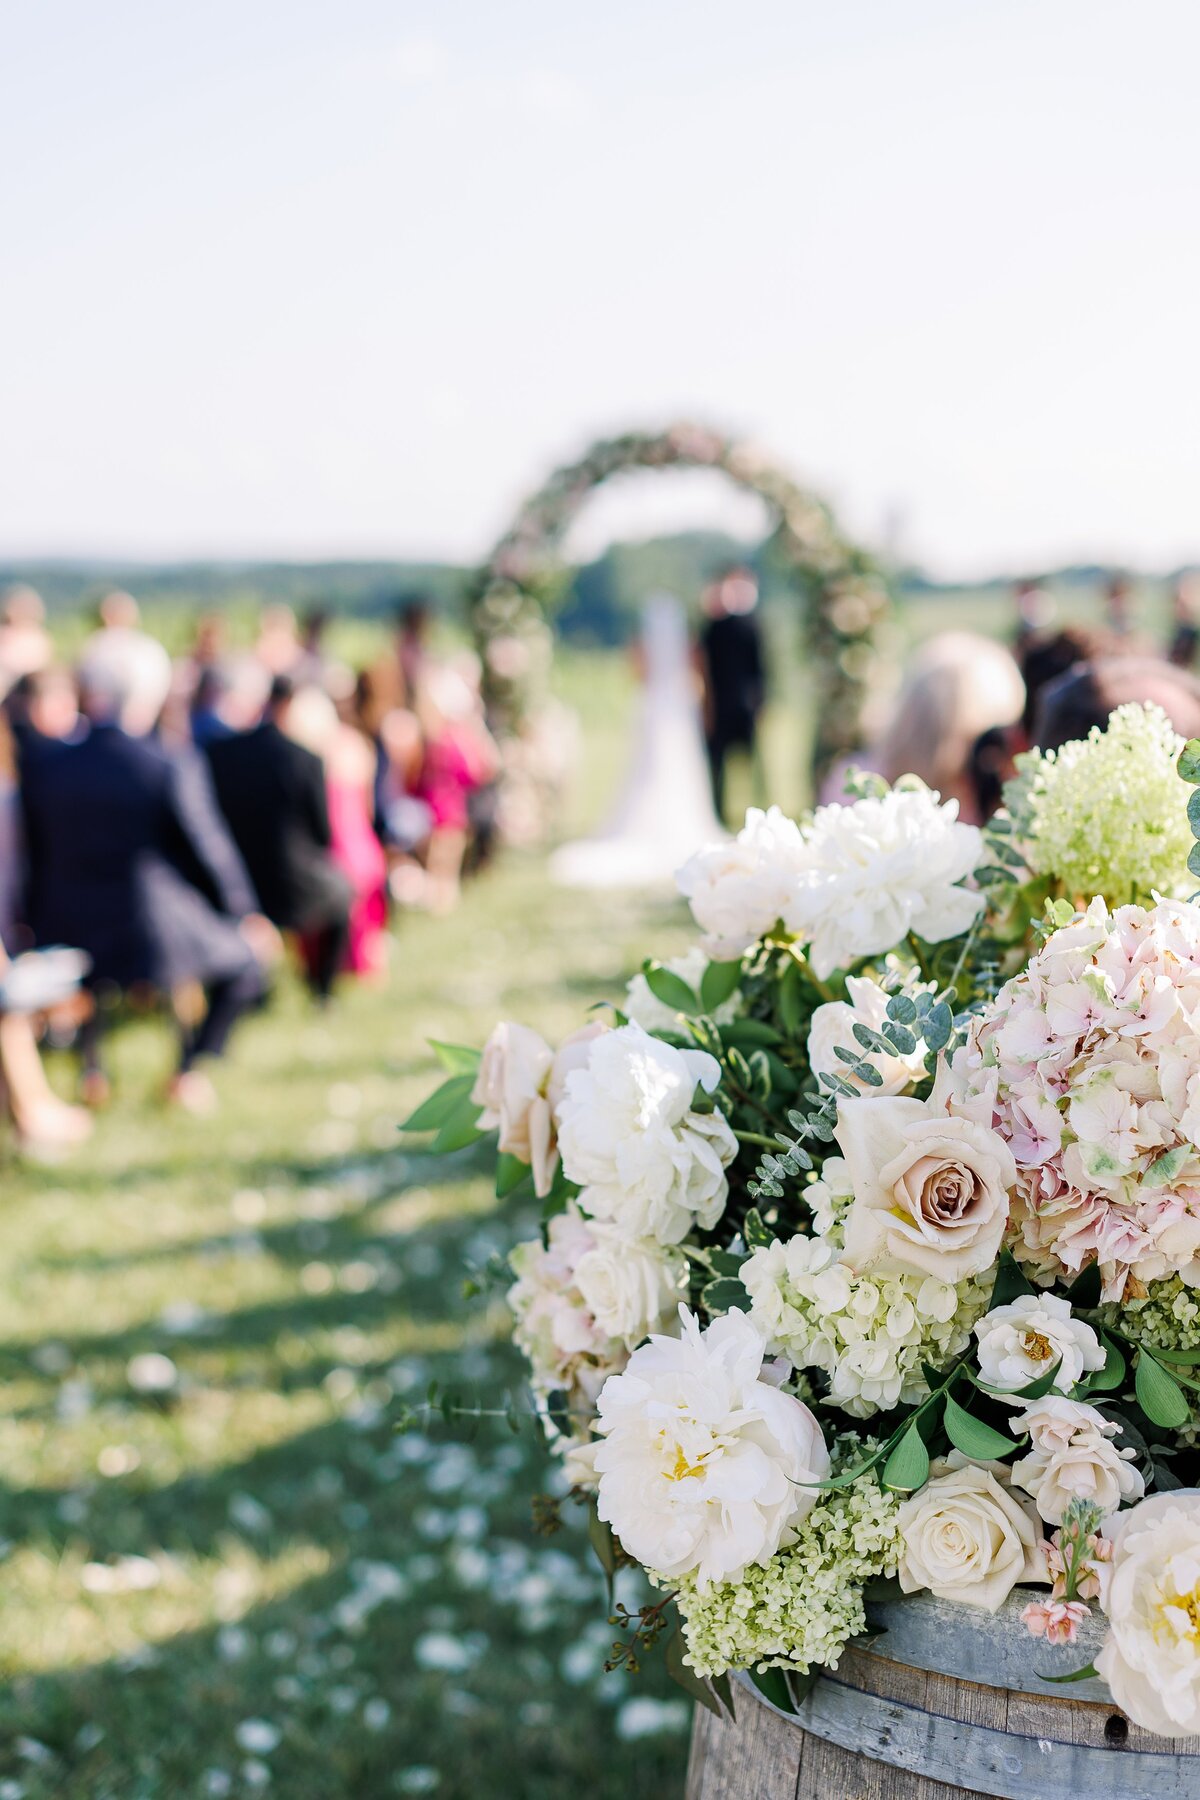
[286,688,390,980]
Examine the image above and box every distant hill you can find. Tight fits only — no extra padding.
[2,540,1192,642]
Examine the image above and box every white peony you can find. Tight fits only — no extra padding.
[896,1456,1047,1612]
[808,975,926,1098]
[557,1024,737,1245]
[1009,1396,1143,1526]
[472,1020,607,1197]
[572,1220,687,1346]
[787,784,985,980]
[1096,1492,1200,1736]
[973,1294,1105,1402]
[837,1094,1016,1284]
[675,806,810,960]
[624,945,741,1034]
[593,1306,830,1589]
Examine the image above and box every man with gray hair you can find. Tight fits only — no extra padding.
[18,634,274,1110]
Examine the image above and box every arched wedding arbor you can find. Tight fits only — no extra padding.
[471,422,891,784]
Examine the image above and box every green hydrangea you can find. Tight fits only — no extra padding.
[1101,1274,1200,1352]
[1005,702,1193,906]
[664,1447,901,1678]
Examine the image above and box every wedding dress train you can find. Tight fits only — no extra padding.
[550,594,726,888]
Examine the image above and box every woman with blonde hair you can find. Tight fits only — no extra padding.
[870,631,1025,822]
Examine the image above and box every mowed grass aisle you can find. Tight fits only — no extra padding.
[0,653,756,1800]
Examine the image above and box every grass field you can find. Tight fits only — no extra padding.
[0,651,713,1800]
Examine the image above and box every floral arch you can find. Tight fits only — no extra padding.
[472,421,891,795]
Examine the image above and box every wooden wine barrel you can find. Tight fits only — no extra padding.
[686,1589,1200,1799]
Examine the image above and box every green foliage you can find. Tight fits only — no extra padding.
[1136,1350,1192,1428]
[881,1423,930,1492]
[942,1394,1017,1462]
[642,961,699,1014]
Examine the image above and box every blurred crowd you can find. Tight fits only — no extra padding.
[0,586,499,1153]
[828,572,1200,824]
[2,568,1198,1159]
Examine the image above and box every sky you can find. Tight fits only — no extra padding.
[3,0,1199,578]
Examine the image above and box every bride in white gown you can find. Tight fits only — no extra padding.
[550,592,726,888]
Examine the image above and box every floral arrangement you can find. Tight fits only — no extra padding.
[408,703,1200,1739]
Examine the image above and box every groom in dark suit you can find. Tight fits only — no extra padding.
[699,564,766,822]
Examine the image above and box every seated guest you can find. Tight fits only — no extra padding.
[1035,656,1200,751]
[19,632,271,1112]
[205,676,353,1001]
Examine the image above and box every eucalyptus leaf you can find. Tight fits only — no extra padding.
[885,993,918,1025]
[1181,739,1200,785]
[1189,840,1200,881]
[923,1001,954,1052]
[1188,786,1200,836]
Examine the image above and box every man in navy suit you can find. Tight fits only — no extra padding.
[19,632,274,1109]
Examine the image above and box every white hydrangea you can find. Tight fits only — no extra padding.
[624,945,741,1034]
[557,1024,737,1245]
[740,1232,991,1418]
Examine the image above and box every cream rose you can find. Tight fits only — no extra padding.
[837,1095,1016,1283]
[1009,1396,1143,1526]
[1096,1491,1200,1736]
[572,1223,687,1347]
[807,976,926,1099]
[472,1020,607,1198]
[896,1457,1047,1612]
[973,1294,1105,1401]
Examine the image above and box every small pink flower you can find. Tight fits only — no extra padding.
[1022,1599,1090,1645]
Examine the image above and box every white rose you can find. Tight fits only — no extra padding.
[557,1023,737,1245]
[573,1222,687,1347]
[472,1021,554,1174]
[1097,1491,1200,1736]
[837,1094,1016,1283]
[624,945,741,1033]
[896,1458,1046,1612]
[593,1306,830,1589]
[808,976,926,1099]
[471,1020,608,1198]
[973,1294,1105,1401]
[788,784,984,980]
[675,806,810,960]
[1009,1396,1144,1526]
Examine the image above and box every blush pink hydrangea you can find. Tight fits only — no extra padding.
[952,896,1200,1299]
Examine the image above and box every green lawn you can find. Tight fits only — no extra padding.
[0,651,713,1800]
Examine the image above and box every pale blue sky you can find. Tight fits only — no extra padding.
[3,1,1199,575]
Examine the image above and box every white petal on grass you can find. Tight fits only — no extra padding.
[126,1353,178,1393]
[234,1720,281,1756]
[615,1697,692,1740]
